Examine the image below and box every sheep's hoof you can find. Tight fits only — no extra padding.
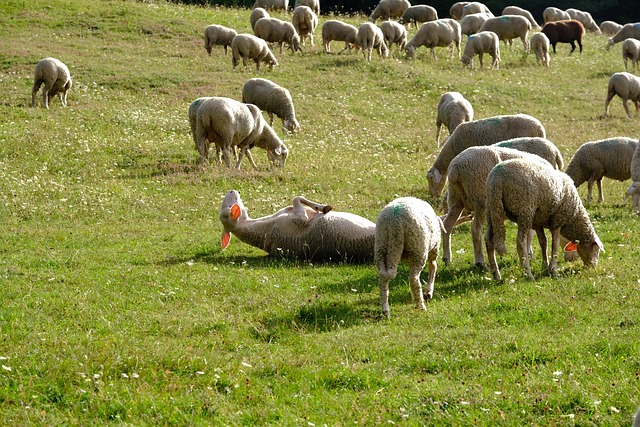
[492,271,502,281]
[417,303,427,311]
[474,262,487,270]
[321,205,333,214]
[381,310,390,319]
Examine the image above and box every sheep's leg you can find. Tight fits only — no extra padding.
[604,89,616,116]
[586,178,595,204]
[195,124,210,164]
[517,227,534,280]
[423,250,438,301]
[42,81,53,109]
[31,80,43,107]
[293,196,333,215]
[597,179,604,203]
[523,36,530,54]
[408,257,428,311]
[441,202,464,264]
[569,41,576,55]
[548,228,560,278]
[478,52,483,69]
[534,227,548,271]
[471,211,486,267]
[378,268,395,319]
[268,112,274,126]
[623,98,633,118]
[485,224,501,281]
[61,89,68,107]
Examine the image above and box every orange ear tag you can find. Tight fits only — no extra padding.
[564,242,578,252]
[230,203,241,221]
[221,231,232,249]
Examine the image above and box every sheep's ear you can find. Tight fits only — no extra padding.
[230,203,242,221]
[433,168,442,184]
[564,241,578,252]
[594,237,605,252]
[221,231,232,250]
[274,146,282,155]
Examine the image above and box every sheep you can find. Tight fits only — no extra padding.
[564,137,639,204]
[565,8,600,33]
[219,190,376,263]
[494,137,564,170]
[31,57,72,109]
[634,407,640,427]
[405,19,462,60]
[608,23,640,48]
[204,24,237,56]
[435,91,474,145]
[460,2,493,19]
[502,6,540,30]
[369,0,410,23]
[461,30,501,69]
[479,15,531,53]
[604,72,640,119]
[399,5,438,28]
[294,0,319,15]
[375,197,443,319]
[356,22,389,62]
[599,20,623,37]
[193,96,288,169]
[379,20,407,51]
[449,2,470,21]
[460,13,492,37]
[241,78,300,133]
[252,0,288,12]
[485,158,603,280]
[622,38,640,71]
[541,19,585,54]
[321,20,359,54]
[291,5,317,47]
[625,181,640,214]
[231,33,279,71]
[426,113,546,196]
[543,7,570,24]
[531,32,551,67]
[253,17,302,54]
[250,8,270,32]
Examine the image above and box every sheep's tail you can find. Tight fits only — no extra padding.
[486,178,508,256]
[374,219,403,278]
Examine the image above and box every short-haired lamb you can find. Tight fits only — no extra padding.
[530,32,551,67]
[321,20,359,54]
[461,30,501,69]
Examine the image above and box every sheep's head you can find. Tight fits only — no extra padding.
[461,55,472,68]
[571,237,604,268]
[284,118,300,133]
[219,190,247,249]
[290,34,302,52]
[426,167,446,196]
[405,44,416,58]
[267,144,288,167]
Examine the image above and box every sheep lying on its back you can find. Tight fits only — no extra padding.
[375,197,443,319]
[599,20,622,37]
[399,5,438,28]
[565,8,600,33]
[242,77,300,133]
[292,5,318,47]
[542,19,585,54]
[254,17,302,54]
[622,38,640,72]
[321,20,359,54]
[435,91,474,145]
[369,0,410,22]
[231,33,279,71]
[32,57,72,109]
[531,32,551,67]
[461,30,500,69]
[479,15,531,53]
[405,19,462,60]
[502,6,540,30]
[356,22,388,62]
[543,7,570,24]
[379,21,407,51]
[604,72,640,119]
[250,8,270,32]
[204,24,237,55]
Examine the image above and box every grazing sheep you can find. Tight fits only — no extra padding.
[608,23,640,48]
[188,97,237,164]
[242,78,300,133]
[399,5,438,28]
[219,190,376,262]
[495,137,564,170]
[461,30,501,69]
[252,0,288,12]
[405,19,462,60]
[435,91,474,145]
[460,2,493,19]
[369,0,411,23]
[542,19,585,54]
[204,24,237,55]
[531,32,551,67]
[250,8,270,32]
[294,0,319,15]
[31,57,72,109]
[599,20,623,37]
[479,15,531,53]
[502,6,540,30]
[485,158,603,280]
[605,72,640,119]
[231,33,279,71]
[375,197,443,319]
[450,2,470,20]
[460,12,492,36]
[254,17,302,54]
[565,8,600,33]
[321,20,359,54]
[564,137,639,204]
[291,5,318,46]
[356,22,389,62]
[193,97,287,169]
[379,20,407,51]
[543,7,570,24]
[426,113,546,196]
[622,38,640,71]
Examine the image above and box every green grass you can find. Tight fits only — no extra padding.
[1,0,639,425]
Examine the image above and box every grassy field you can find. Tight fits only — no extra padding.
[1,0,639,425]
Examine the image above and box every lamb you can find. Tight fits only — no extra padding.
[599,20,623,37]
[231,33,279,71]
[460,2,493,19]
[565,8,600,33]
[501,6,540,30]
[485,158,603,280]
[250,8,270,32]
[321,20,359,54]
[604,72,640,119]
[356,22,389,62]
[541,19,585,54]
[530,32,551,67]
[426,113,546,196]
[241,77,300,133]
[291,5,318,47]
[219,190,376,263]
[479,15,531,53]
[294,0,319,15]
[379,20,407,51]
[252,0,288,12]
[193,96,288,169]
[608,23,640,48]
[399,5,438,28]
[622,38,640,71]
[449,2,470,21]
[543,7,570,24]
[253,17,302,54]
[564,137,639,204]
[375,197,443,319]
[461,30,501,69]
[204,24,237,55]
[405,19,462,60]
[435,91,474,145]
[369,0,410,23]
[460,13,492,37]
[31,57,72,109]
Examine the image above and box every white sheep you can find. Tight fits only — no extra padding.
[219,190,376,262]
[375,197,443,319]
[291,5,318,47]
[369,0,411,23]
[622,38,640,71]
[461,30,501,69]
[449,2,470,21]
[460,2,493,19]
[599,20,622,37]
[31,57,72,109]
[204,24,237,55]
[253,17,302,54]
[608,23,640,47]
[564,137,639,204]
[565,8,601,33]
[231,33,279,71]
[399,5,438,28]
[542,7,570,24]
[294,0,319,15]
[321,20,359,54]
[485,158,603,280]
[379,20,407,51]
[479,15,531,53]
[625,181,640,214]
[427,113,546,196]
[494,137,564,170]
[530,32,550,67]
[604,72,640,119]
[405,19,462,60]
[241,77,300,133]
[356,22,389,62]
[435,91,474,145]
[460,12,492,36]
[252,0,288,12]
[193,96,287,169]
[502,6,540,30]
[250,8,270,32]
